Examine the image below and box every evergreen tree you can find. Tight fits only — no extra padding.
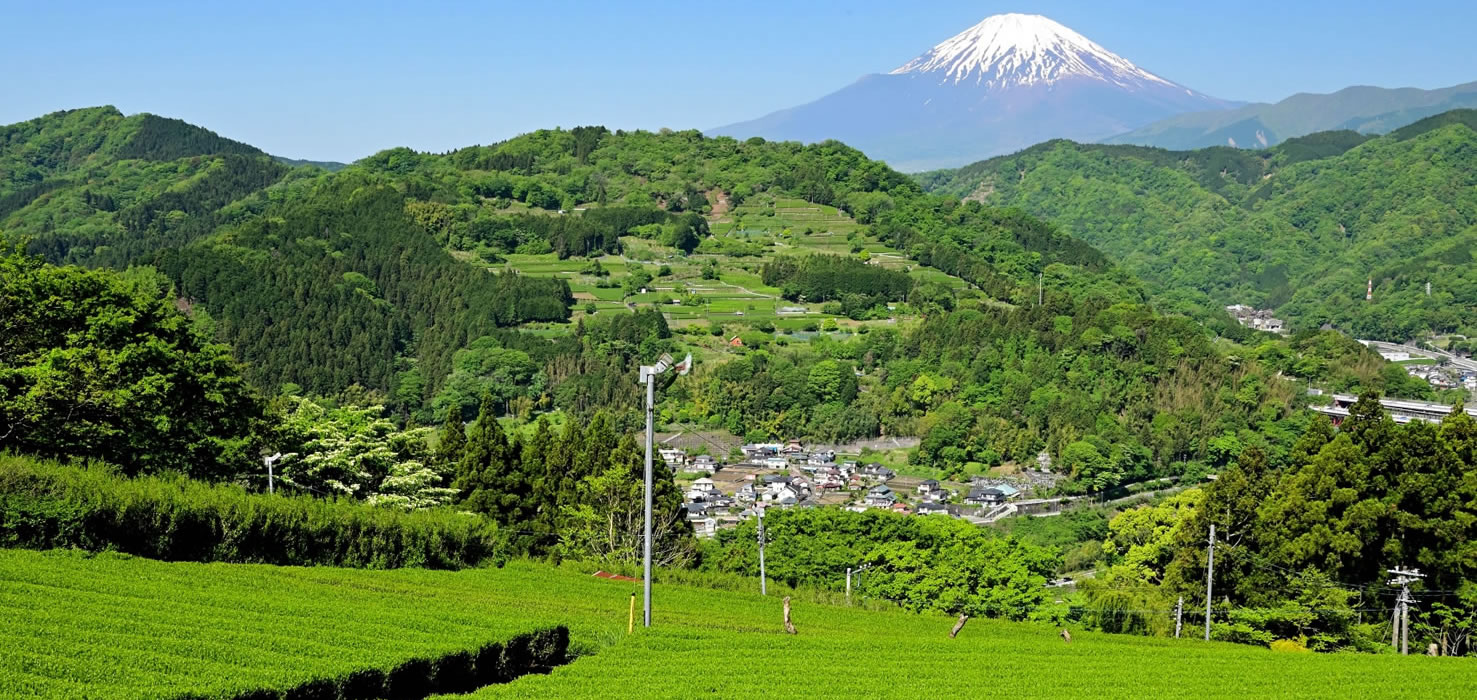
[454,393,529,526]
[433,407,467,478]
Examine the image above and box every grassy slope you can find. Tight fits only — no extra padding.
[2,550,1470,699]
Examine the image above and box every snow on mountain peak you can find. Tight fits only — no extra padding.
[890,13,1177,90]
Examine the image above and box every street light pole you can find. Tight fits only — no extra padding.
[638,353,690,628]
[263,453,282,494]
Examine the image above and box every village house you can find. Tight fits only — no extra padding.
[916,479,941,496]
[684,454,719,473]
[865,484,896,508]
[735,483,757,504]
[964,486,1006,506]
[659,448,686,468]
[686,477,717,502]
[742,442,782,458]
[916,501,949,516]
[763,456,789,470]
[691,517,718,538]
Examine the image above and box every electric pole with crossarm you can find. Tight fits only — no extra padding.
[1387,566,1424,655]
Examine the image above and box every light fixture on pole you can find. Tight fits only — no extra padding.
[639,352,690,628]
[263,453,283,494]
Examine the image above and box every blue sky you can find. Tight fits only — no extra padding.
[3,0,1475,162]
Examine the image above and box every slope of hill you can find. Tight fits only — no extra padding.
[4,548,1470,699]
[919,111,1477,340]
[1105,80,1477,150]
[711,14,1235,171]
[1,107,1141,425]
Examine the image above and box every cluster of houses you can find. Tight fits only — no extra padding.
[665,440,1063,536]
[1402,363,1477,392]
[1225,304,1286,333]
[668,441,914,536]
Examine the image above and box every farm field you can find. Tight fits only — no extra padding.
[4,550,1473,699]
[469,192,977,336]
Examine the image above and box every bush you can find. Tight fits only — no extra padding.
[0,454,505,569]
[1270,639,1311,653]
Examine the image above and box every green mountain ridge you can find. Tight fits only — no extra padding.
[920,110,1477,341]
[0,107,1132,415]
[5,104,1413,493]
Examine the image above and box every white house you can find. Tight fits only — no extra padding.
[916,479,941,496]
[659,448,686,467]
[763,456,789,470]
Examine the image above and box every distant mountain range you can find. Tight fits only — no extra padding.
[711,13,1477,171]
[1106,81,1477,150]
[711,14,1236,171]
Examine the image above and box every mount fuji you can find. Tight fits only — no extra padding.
[710,14,1237,171]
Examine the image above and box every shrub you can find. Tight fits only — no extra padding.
[1270,639,1311,653]
[0,454,505,569]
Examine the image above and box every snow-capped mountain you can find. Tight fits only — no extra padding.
[891,14,1178,90]
[710,14,1238,171]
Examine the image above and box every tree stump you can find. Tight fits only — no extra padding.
[949,613,969,639]
[783,596,797,635]
[1060,628,1072,644]
[1428,642,1440,656]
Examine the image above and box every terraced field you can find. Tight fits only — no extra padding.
[3,549,1473,699]
[476,193,968,334]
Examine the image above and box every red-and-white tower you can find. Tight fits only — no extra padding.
[1366,278,1373,301]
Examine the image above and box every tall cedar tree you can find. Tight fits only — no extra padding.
[433,407,467,477]
[454,393,532,526]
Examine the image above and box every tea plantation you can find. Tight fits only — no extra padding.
[2,549,1473,699]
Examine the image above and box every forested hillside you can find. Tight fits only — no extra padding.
[0,108,1138,419]
[2,106,1429,486]
[918,110,1477,342]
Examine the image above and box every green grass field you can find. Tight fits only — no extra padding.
[2,549,1472,699]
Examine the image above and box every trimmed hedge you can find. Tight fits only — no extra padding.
[229,629,569,700]
[0,454,504,569]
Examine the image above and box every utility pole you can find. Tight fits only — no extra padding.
[1388,567,1424,655]
[641,366,655,627]
[846,567,852,606]
[757,504,768,596]
[1175,596,1184,639]
[1204,523,1215,642]
[638,353,691,628]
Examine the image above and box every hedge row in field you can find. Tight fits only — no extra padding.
[182,627,569,700]
[0,454,504,569]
